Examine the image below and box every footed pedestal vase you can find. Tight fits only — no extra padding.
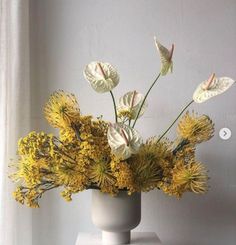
[91,190,141,244]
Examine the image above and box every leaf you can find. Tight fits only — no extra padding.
[107,123,142,160]
[83,62,119,93]
[117,91,147,119]
[193,74,235,103]
[154,37,174,76]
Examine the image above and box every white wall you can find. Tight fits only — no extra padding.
[29,1,236,245]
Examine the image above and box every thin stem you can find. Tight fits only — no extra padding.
[110,90,118,123]
[156,100,194,143]
[42,185,59,192]
[128,119,131,126]
[172,138,189,155]
[132,73,161,128]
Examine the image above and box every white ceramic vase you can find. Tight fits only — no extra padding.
[91,190,141,245]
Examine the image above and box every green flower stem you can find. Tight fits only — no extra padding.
[132,72,161,128]
[110,90,118,123]
[156,100,194,143]
[128,119,131,126]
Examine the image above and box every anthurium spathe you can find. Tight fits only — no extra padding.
[193,73,235,103]
[154,37,174,76]
[107,123,142,160]
[83,61,119,93]
[117,91,147,120]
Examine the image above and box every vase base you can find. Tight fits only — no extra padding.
[102,231,130,244]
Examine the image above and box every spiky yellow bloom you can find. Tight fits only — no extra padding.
[128,138,173,192]
[172,161,209,194]
[160,143,203,198]
[89,160,116,193]
[57,164,89,192]
[177,111,214,144]
[10,157,51,186]
[44,90,80,129]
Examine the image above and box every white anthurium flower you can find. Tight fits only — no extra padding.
[117,90,148,119]
[83,61,119,93]
[193,73,235,103]
[154,36,174,76]
[107,123,143,160]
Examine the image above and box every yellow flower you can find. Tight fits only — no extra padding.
[17,131,55,160]
[60,189,73,202]
[112,161,135,193]
[177,111,214,144]
[89,159,115,192]
[172,161,209,194]
[11,113,116,206]
[25,189,41,208]
[13,186,47,208]
[127,138,173,192]
[10,156,49,186]
[44,90,80,128]
[13,187,25,204]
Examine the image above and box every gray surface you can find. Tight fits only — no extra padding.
[76,232,161,245]
[29,1,236,245]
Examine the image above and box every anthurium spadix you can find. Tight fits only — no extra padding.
[117,91,147,120]
[83,62,119,93]
[107,123,143,160]
[193,73,235,103]
[154,37,174,76]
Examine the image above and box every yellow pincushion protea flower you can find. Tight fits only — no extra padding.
[89,160,116,193]
[177,111,214,144]
[172,161,209,194]
[127,138,173,192]
[44,90,80,129]
[56,166,89,192]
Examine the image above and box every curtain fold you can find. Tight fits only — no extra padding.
[0,0,32,244]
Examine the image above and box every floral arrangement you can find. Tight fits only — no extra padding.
[10,38,235,208]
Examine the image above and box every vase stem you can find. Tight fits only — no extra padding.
[102,231,130,244]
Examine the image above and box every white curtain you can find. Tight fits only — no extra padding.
[0,0,32,244]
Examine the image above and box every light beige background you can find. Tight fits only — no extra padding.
[29,1,236,245]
